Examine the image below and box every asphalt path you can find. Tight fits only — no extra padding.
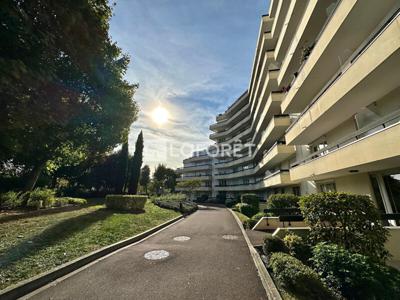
[28,205,267,300]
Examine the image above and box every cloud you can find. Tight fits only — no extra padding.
[110,0,267,170]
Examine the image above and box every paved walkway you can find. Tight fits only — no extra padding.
[28,205,267,299]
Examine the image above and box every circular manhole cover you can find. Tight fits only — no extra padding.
[173,236,191,242]
[144,250,170,260]
[222,234,239,240]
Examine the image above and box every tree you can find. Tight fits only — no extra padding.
[115,142,129,194]
[176,179,201,199]
[152,164,177,193]
[127,131,143,194]
[139,165,150,194]
[153,164,168,182]
[0,0,139,190]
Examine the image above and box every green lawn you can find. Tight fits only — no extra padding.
[0,201,180,290]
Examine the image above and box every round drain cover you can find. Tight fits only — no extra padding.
[144,250,170,260]
[222,234,239,240]
[173,236,191,242]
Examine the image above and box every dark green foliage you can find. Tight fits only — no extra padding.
[241,193,259,211]
[243,212,266,229]
[127,132,143,194]
[139,165,151,193]
[0,0,139,190]
[311,243,400,300]
[267,194,299,212]
[152,194,198,214]
[236,203,258,217]
[262,234,288,256]
[300,192,389,262]
[105,195,147,211]
[269,253,334,300]
[283,233,312,264]
[26,188,55,209]
[115,142,129,194]
[0,191,23,210]
[225,198,238,208]
[153,164,178,193]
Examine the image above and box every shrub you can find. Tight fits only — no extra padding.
[283,233,312,264]
[152,194,197,214]
[300,192,388,262]
[27,188,56,209]
[262,234,288,257]
[237,203,258,217]
[244,212,266,229]
[311,243,400,299]
[267,193,299,212]
[54,197,87,207]
[241,193,259,211]
[105,195,147,211]
[269,252,334,300]
[0,191,23,210]
[225,198,238,208]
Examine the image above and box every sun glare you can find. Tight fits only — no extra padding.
[152,106,169,125]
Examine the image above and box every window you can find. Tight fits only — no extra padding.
[383,173,400,213]
[243,179,249,185]
[318,182,336,193]
[219,180,226,187]
[205,181,211,187]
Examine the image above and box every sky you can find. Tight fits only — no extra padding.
[109,0,269,172]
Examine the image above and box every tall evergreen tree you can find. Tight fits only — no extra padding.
[127,131,143,194]
[115,142,129,194]
[139,165,150,194]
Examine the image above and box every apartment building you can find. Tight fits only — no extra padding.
[178,0,400,215]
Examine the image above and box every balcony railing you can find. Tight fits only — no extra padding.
[291,114,400,168]
[286,7,400,134]
[216,169,289,187]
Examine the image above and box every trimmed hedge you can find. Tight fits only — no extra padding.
[300,192,388,262]
[267,194,299,212]
[236,203,257,217]
[262,233,288,257]
[241,193,259,211]
[152,194,198,214]
[269,252,334,300]
[312,243,400,300]
[243,212,266,229]
[105,195,147,211]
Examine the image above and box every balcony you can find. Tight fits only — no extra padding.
[251,69,279,116]
[281,0,400,113]
[214,142,295,180]
[176,186,212,192]
[214,170,291,192]
[216,91,248,122]
[214,115,291,169]
[274,0,308,63]
[209,115,251,141]
[277,0,339,89]
[249,50,275,105]
[209,103,250,132]
[176,175,211,182]
[178,164,212,173]
[270,0,291,43]
[285,10,400,145]
[290,117,400,182]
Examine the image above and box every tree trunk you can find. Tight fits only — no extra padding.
[23,161,46,191]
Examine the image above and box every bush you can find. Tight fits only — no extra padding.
[54,197,87,207]
[267,194,299,212]
[269,252,334,300]
[26,188,55,209]
[243,212,266,229]
[283,233,312,264]
[241,193,259,211]
[311,243,400,299]
[105,195,147,211]
[300,192,388,262]
[225,198,238,208]
[237,203,258,217]
[152,194,197,214]
[0,191,23,210]
[262,234,288,257]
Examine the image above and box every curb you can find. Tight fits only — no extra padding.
[228,209,282,300]
[0,215,184,300]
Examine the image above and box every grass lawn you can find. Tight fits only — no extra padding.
[234,211,249,223]
[0,201,180,290]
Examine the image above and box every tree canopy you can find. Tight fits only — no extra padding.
[0,0,139,190]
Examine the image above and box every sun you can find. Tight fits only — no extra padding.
[151,106,169,125]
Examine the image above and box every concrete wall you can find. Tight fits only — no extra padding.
[386,226,400,269]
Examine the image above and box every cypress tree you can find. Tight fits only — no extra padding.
[127,131,143,194]
[115,142,129,194]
